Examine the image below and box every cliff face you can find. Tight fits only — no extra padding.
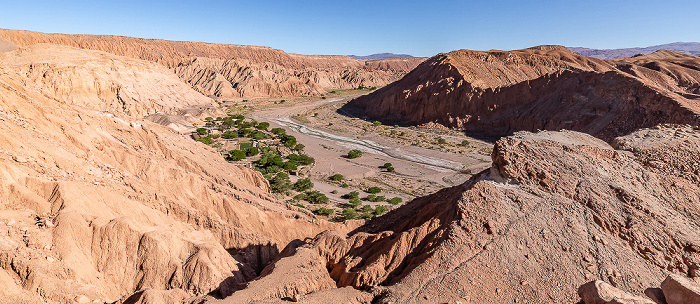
[347,46,700,141]
[0,44,350,304]
[0,28,425,99]
[216,126,700,304]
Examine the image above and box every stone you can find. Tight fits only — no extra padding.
[578,280,655,304]
[660,274,700,304]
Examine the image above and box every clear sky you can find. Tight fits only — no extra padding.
[1,0,699,57]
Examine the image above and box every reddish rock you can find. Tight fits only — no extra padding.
[661,274,700,304]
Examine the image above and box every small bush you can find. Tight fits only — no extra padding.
[196,128,209,135]
[342,208,358,220]
[256,122,270,130]
[305,190,329,204]
[346,149,363,159]
[330,174,344,181]
[294,144,305,151]
[348,197,361,207]
[330,190,338,194]
[269,172,291,193]
[340,183,349,188]
[388,197,403,205]
[362,205,374,213]
[221,131,238,139]
[342,191,360,199]
[461,140,471,146]
[197,136,213,145]
[359,212,373,220]
[229,149,247,161]
[437,137,448,145]
[314,207,334,216]
[293,178,314,192]
[372,121,382,126]
[374,206,387,215]
[366,187,382,194]
[271,128,287,136]
[205,117,214,122]
[245,146,259,156]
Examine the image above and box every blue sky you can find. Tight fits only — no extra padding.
[1,0,699,57]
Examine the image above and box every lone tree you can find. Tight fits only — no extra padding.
[346,149,363,159]
[293,178,314,192]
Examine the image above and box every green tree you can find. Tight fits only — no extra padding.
[305,190,329,204]
[342,191,359,199]
[342,208,358,220]
[256,122,270,130]
[271,128,287,136]
[268,172,291,193]
[196,128,209,135]
[314,207,334,216]
[293,178,313,192]
[367,187,382,194]
[245,146,259,156]
[229,149,247,161]
[197,136,213,145]
[330,174,344,181]
[346,149,363,159]
[388,197,403,205]
[374,206,388,215]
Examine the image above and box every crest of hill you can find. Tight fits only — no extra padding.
[570,42,700,59]
[346,45,700,141]
[0,28,425,98]
[347,53,416,60]
[0,43,353,304]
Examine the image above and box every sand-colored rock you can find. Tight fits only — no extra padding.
[0,28,424,98]
[0,44,353,303]
[347,46,700,141]
[578,280,655,304]
[661,274,700,304]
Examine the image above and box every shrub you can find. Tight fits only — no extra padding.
[240,142,254,150]
[314,207,334,216]
[461,140,471,146]
[294,144,305,151]
[271,128,286,136]
[221,131,238,139]
[293,178,313,192]
[374,206,388,215]
[197,136,213,145]
[359,212,373,220]
[362,205,374,213]
[365,194,376,201]
[348,197,361,207]
[366,187,382,194]
[229,149,247,161]
[437,137,448,145]
[372,121,382,126]
[269,172,291,193]
[346,149,363,159]
[330,190,338,194]
[383,163,393,168]
[293,193,306,201]
[330,174,344,181]
[245,146,259,156]
[196,128,209,135]
[282,135,297,147]
[388,197,403,205]
[342,191,359,199]
[342,208,358,220]
[287,153,315,165]
[305,190,329,204]
[283,161,298,171]
[205,117,214,122]
[340,183,349,188]
[256,122,270,130]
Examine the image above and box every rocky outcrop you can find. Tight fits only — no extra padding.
[661,274,700,304]
[346,46,700,141]
[578,280,655,304]
[221,125,700,303]
[0,28,425,98]
[0,44,351,304]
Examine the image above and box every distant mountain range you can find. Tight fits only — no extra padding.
[347,53,415,60]
[569,42,700,59]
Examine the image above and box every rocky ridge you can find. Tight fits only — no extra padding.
[0,28,424,99]
[346,46,700,141]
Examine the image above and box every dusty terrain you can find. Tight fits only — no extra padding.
[0,28,424,99]
[347,45,700,142]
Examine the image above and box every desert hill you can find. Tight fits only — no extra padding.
[346,45,700,141]
[0,28,425,99]
[570,42,700,59]
[347,53,416,60]
[0,44,353,304]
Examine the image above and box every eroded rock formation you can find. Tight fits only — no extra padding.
[0,44,352,303]
[0,28,424,99]
[347,46,700,141]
